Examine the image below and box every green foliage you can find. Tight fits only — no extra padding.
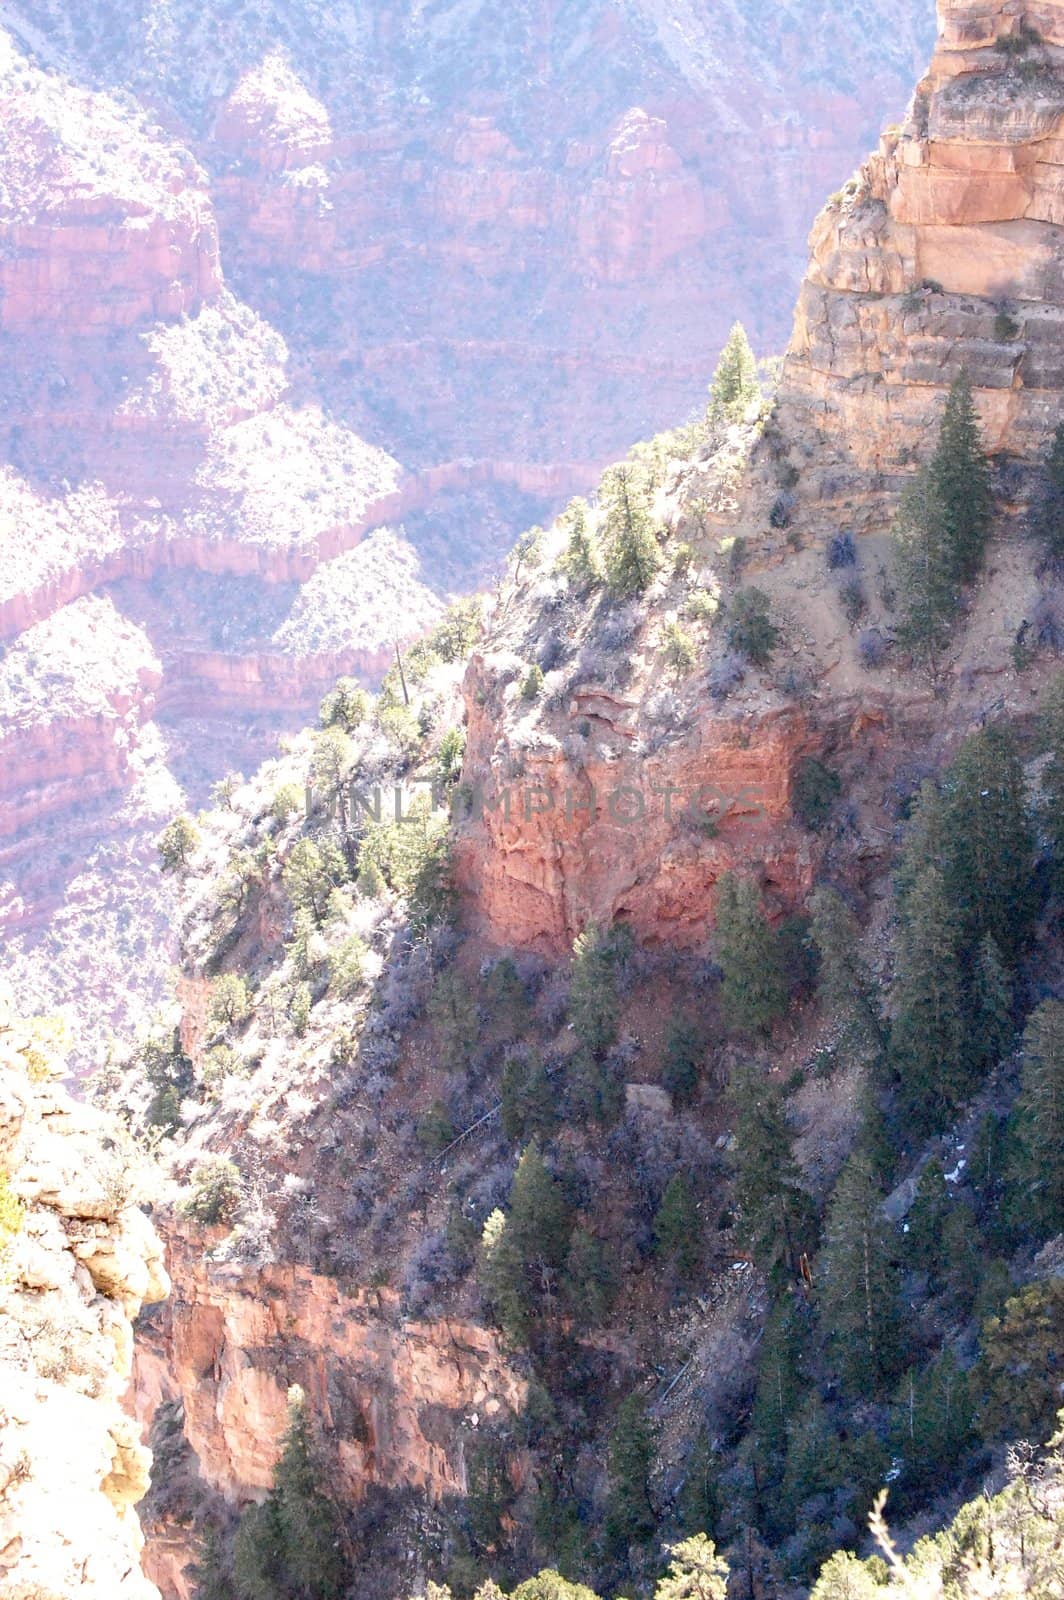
[319,675,369,732]
[1033,421,1064,567]
[501,1048,555,1143]
[791,759,841,833]
[558,499,601,590]
[289,982,312,1037]
[889,1351,974,1501]
[707,323,760,426]
[1007,999,1064,1238]
[181,1157,242,1225]
[512,1575,602,1600]
[653,1534,728,1600]
[357,794,453,933]
[890,865,967,1133]
[562,1225,616,1330]
[0,1175,24,1261]
[326,935,366,999]
[600,464,661,597]
[158,813,200,873]
[809,887,886,1058]
[817,1150,903,1396]
[430,597,484,663]
[233,1386,347,1600]
[142,1028,195,1133]
[894,374,993,655]
[479,1143,571,1343]
[654,1173,700,1281]
[377,702,422,763]
[725,587,779,667]
[521,663,545,701]
[661,621,696,679]
[283,839,336,926]
[428,967,478,1071]
[1042,672,1064,893]
[748,1296,805,1465]
[605,1393,658,1550]
[435,726,466,794]
[940,723,1037,964]
[714,874,787,1035]
[970,934,1013,1076]
[569,922,627,1057]
[977,1277,1064,1443]
[729,1065,815,1279]
[809,1551,883,1600]
[661,1017,700,1106]
[209,973,251,1033]
[270,783,303,825]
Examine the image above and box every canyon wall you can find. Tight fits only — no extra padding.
[0,999,169,1598]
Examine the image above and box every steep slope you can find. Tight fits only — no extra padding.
[0,995,169,1597]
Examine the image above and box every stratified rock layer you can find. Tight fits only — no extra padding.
[777,0,1064,535]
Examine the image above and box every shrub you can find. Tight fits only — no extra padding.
[520,663,544,701]
[157,814,199,873]
[857,628,890,668]
[770,492,795,530]
[708,652,745,701]
[181,1158,242,1224]
[1033,590,1064,651]
[661,621,696,679]
[0,1176,24,1261]
[726,588,779,666]
[327,935,367,999]
[270,783,303,824]
[290,983,312,1037]
[827,531,856,569]
[791,760,841,833]
[994,308,1020,341]
[598,602,644,651]
[208,973,251,1032]
[838,578,867,624]
[319,676,369,731]
[430,597,483,662]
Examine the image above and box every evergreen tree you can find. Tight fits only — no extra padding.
[817,1151,904,1396]
[940,724,1037,965]
[1008,999,1064,1237]
[569,922,623,1058]
[889,1351,974,1501]
[661,1016,701,1106]
[1031,420,1064,568]
[562,1226,616,1329]
[480,1143,571,1342]
[1041,671,1064,895]
[653,1534,729,1600]
[707,323,760,425]
[894,780,948,920]
[894,469,959,660]
[779,1393,847,1529]
[977,1277,1064,1443]
[605,1393,658,1550]
[190,1525,229,1600]
[729,1067,815,1279]
[968,934,1013,1075]
[233,1386,346,1600]
[890,865,968,1133]
[808,886,886,1058]
[714,874,788,1036]
[905,1158,951,1278]
[600,464,662,597]
[654,1173,701,1282]
[501,1048,555,1143]
[809,1552,882,1600]
[558,498,601,589]
[158,813,200,874]
[677,1433,722,1539]
[748,1296,806,1467]
[928,371,993,586]
[428,966,478,1071]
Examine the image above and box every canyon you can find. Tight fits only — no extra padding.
[0,0,934,1062]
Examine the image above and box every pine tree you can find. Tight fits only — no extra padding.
[189,1525,229,1600]
[563,1226,615,1329]
[889,1351,974,1501]
[729,1067,815,1279]
[748,1296,805,1466]
[661,1016,701,1106]
[894,780,948,921]
[605,1393,658,1550]
[817,1150,903,1396]
[809,1552,882,1600]
[928,371,993,586]
[600,464,661,597]
[1041,671,1064,895]
[653,1534,729,1600]
[968,934,1013,1075]
[654,1173,701,1282]
[1031,420,1064,568]
[1008,999,1064,1237]
[905,1158,951,1277]
[569,922,627,1058]
[890,865,968,1133]
[480,1143,571,1342]
[940,724,1037,965]
[707,323,760,426]
[808,886,886,1058]
[894,469,959,660]
[714,874,788,1035]
[558,498,601,589]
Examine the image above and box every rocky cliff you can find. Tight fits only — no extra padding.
[776,0,1064,537]
[0,995,169,1598]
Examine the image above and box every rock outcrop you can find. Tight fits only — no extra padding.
[777,0,1064,536]
[0,997,169,1598]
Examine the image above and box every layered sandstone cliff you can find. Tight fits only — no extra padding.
[0,997,169,1598]
[776,0,1064,535]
